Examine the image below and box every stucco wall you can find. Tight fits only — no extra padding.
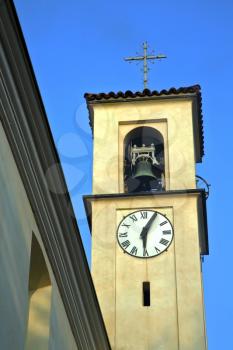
[0,121,77,350]
[91,194,207,350]
[92,98,196,194]
[90,96,207,349]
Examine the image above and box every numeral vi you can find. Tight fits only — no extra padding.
[143,248,149,257]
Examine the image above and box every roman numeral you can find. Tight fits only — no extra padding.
[160,221,167,226]
[122,223,130,229]
[163,230,171,235]
[121,240,130,249]
[159,238,170,246]
[130,246,138,256]
[140,211,148,219]
[119,232,128,238]
[154,246,161,254]
[143,248,149,257]
[129,214,137,222]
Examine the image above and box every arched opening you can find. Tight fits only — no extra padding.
[25,234,52,350]
[124,126,165,193]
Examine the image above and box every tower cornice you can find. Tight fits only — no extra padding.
[84,85,204,160]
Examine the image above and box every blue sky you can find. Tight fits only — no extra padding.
[14,1,233,348]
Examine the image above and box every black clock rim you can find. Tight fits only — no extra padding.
[116,209,174,259]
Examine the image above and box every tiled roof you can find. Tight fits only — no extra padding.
[84,85,201,101]
[84,85,204,159]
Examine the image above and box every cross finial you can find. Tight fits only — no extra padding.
[124,42,166,89]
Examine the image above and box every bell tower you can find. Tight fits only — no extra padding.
[84,86,208,350]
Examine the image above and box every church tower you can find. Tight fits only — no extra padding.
[84,85,208,350]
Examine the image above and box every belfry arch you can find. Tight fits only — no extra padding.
[26,234,52,350]
[123,126,165,193]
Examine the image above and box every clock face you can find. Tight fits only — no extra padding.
[117,210,174,258]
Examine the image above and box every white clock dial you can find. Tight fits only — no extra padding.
[117,210,174,258]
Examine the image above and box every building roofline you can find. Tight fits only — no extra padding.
[0,1,110,348]
[84,85,201,102]
[85,85,204,161]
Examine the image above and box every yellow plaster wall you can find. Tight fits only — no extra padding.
[0,122,77,350]
[91,193,206,350]
[92,98,196,194]
[26,286,52,350]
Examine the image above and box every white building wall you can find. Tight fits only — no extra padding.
[0,121,77,350]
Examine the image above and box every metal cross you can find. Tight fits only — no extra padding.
[124,42,166,89]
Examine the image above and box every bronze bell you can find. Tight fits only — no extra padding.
[133,159,156,180]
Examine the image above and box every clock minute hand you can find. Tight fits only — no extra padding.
[140,212,157,240]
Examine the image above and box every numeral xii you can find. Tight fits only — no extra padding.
[140,211,148,219]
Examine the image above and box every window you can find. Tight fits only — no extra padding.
[143,282,150,307]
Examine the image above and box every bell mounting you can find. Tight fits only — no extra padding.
[131,143,159,180]
[124,127,165,193]
[196,175,211,199]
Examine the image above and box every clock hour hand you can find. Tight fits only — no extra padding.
[142,233,148,251]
